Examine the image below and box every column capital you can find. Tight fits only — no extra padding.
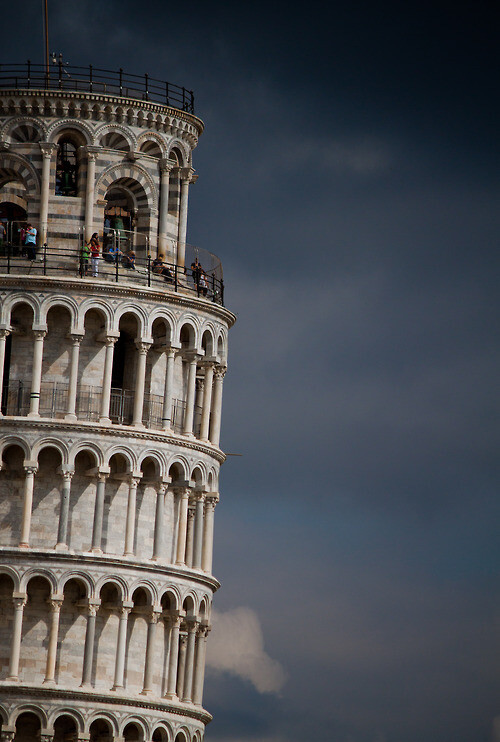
[32,329,47,340]
[48,596,64,612]
[59,469,75,483]
[81,145,101,161]
[0,328,10,339]
[23,464,38,476]
[135,340,152,354]
[68,332,84,345]
[160,158,176,174]
[214,365,227,380]
[180,166,195,182]
[39,141,57,157]
[12,595,27,609]
[173,485,190,497]
[148,608,162,624]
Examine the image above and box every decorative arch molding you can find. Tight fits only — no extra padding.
[1,291,41,326]
[94,575,128,603]
[128,579,158,605]
[166,139,189,166]
[78,298,114,333]
[1,116,47,143]
[9,704,49,729]
[41,294,80,329]
[0,192,28,211]
[69,441,104,469]
[190,461,208,485]
[0,152,40,196]
[119,716,149,740]
[151,722,174,742]
[85,711,120,736]
[104,444,137,471]
[20,568,58,594]
[137,130,167,157]
[31,436,69,464]
[113,302,150,337]
[49,708,86,735]
[59,570,94,597]
[95,161,158,211]
[47,118,94,146]
[167,454,190,481]
[0,435,31,459]
[0,564,21,592]
[95,123,137,151]
[137,448,168,475]
[159,585,182,611]
[148,307,176,337]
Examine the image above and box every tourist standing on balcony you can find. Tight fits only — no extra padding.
[25,224,38,261]
[89,233,100,277]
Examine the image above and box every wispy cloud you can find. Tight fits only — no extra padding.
[206,608,286,694]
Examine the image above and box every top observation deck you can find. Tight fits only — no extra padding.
[0,61,195,114]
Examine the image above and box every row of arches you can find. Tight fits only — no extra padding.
[0,441,218,569]
[1,102,199,149]
[0,570,210,703]
[0,710,201,742]
[0,298,227,440]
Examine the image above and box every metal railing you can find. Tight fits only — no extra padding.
[1,380,197,434]
[0,62,195,113]
[0,228,225,305]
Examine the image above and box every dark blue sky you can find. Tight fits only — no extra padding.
[3,1,500,740]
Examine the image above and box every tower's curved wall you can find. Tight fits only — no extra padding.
[0,76,234,742]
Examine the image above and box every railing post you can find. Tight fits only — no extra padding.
[165,81,170,106]
[145,73,149,100]
[119,68,123,96]
[114,231,119,283]
[43,243,47,275]
[174,264,178,292]
[221,280,224,306]
[211,274,215,302]
[58,59,63,89]
[182,87,186,110]
[89,65,93,92]
[27,60,31,89]
[147,254,151,287]
[7,240,10,274]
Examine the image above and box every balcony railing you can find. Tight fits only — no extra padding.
[0,62,195,113]
[0,233,225,305]
[1,380,201,433]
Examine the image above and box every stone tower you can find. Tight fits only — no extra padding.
[0,63,234,742]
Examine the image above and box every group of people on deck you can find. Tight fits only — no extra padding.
[79,238,211,296]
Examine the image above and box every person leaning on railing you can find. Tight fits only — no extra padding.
[25,224,38,261]
[80,241,90,277]
[88,233,100,277]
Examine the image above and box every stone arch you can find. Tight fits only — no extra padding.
[1,116,47,143]
[68,441,103,469]
[31,437,69,465]
[121,718,148,742]
[177,317,199,350]
[166,139,189,166]
[87,713,119,738]
[173,727,190,742]
[147,308,176,338]
[0,152,40,196]
[59,570,93,597]
[78,298,113,334]
[10,705,48,729]
[40,294,79,330]
[19,569,57,594]
[201,325,216,357]
[159,586,181,612]
[0,564,21,592]
[128,579,157,605]
[95,123,136,152]
[167,457,189,483]
[50,709,85,735]
[182,591,198,616]
[137,131,166,158]
[151,723,173,742]
[94,575,127,602]
[1,292,41,326]
[0,436,30,460]
[95,162,158,211]
[113,303,149,338]
[137,449,167,477]
[190,463,207,487]
[105,445,137,471]
[0,705,7,726]
[47,119,94,146]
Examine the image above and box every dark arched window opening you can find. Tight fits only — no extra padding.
[56,139,78,196]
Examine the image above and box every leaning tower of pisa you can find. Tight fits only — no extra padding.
[0,63,234,742]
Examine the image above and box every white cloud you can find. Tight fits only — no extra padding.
[206,608,286,693]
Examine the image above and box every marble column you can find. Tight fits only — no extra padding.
[39,142,57,246]
[80,601,99,686]
[84,147,99,242]
[176,631,188,698]
[183,355,198,436]
[91,473,108,553]
[165,615,181,699]
[43,596,63,683]
[112,605,132,690]
[192,494,205,570]
[192,625,209,706]
[141,608,161,694]
[185,502,196,568]
[132,341,151,427]
[199,363,214,441]
[124,475,141,556]
[158,159,173,257]
[175,488,189,566]
[19,464,38,548]
[209,365,226,446]
[201,496,217,574]
[182,621,198,702]
[177,167,194,269]
[7,594,27,680]
[65,334,83,421]
[152,484,166,560]
[55,469,74,550]
[99,336,117,424]
[162,348,175,431]
[28,330,46,417]
[0,329,10,415]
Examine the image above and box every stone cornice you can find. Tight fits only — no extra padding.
[0,548,221,592]
[0,417,227,464]
[0,89,204,136]
[0,274,236,328]
[0,683,212,724]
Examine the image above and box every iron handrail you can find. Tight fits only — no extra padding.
[0,61,195,114]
